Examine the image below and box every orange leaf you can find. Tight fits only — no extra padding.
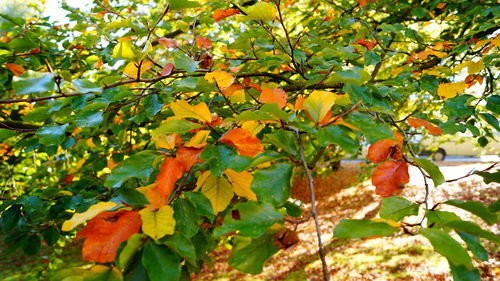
[372,161,409,197]
[407,117,442,136]
[357,0,370,7]
[196,37,212,49]
[368,139,402,164]
[146,187,168,209]
[176,147,203,172]
[158,38,177,48]
[5,63,25,76]
[355,39,376,50]
[155,158,184,198]
[160,63,174,76]
[259,88,287,109]
[222,84,244,97]
[213,8,240,22]
[220,128,264,157]
[76,210,141,263]
[295,96,305,110]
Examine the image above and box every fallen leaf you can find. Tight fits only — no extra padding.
[259,88,287,109]
[213,8,240,22]
[76,210,141,263]
[372,161,409,197]
[220,128,264,157]
[407,117,442,135]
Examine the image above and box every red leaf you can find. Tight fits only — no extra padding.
[355,38,376,50]
[213,8,240,22]
[160,63,174,76]
[76,210,141,263]
[220,128,264,157]
[196,37,212,49]
[259,88,287,109]
[372,161,409,197]
[158,38,178,48]
[407,117,442,136]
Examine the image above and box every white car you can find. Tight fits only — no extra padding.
[420,133,500,161]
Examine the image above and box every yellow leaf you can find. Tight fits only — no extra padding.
[62,201,119,231]
[303,90,336,123]
[123,61,153,79]
[152,133,178,150]
[139,206,175,240]
[424,47,447,58]
[224,169,257,200]
[107,157,119,170]
[437,82,466,100]
[244,2,277,21]
[204,70,235,89]
[240,120,265,135]
[229,89,246,103]
[372,218,401,228]
[136,183,155,195]
[112,38,136,60]
[185,130,210,148]
[86,138,96,148]
[170,100,212,123]
[454,60,484,74]
[195,171,233,213]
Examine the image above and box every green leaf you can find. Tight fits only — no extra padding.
[263,130,298,157]
[317,125,359,154]
[117,234,146,271]
[42,226,60,246]
[379,196,419,221]
[73,79,102,94]
[168,0,199,10]
[441,95,474,120]
[443,220,499,243]
[457,232,488,261]
[0,129,16,141]
[426,210,461,227]
[364,51,381,66]
[153,119,203,135]
[104,151,158,188]
[328,69,370,86]
[200,144,253,177]
[486,95,500,115]
[250,163,293,207]
[184,192,214,222]
[229,234,279,274]
[22,234,41,255]
[489,199,500,212]
[475,170,500,184]
[36,124,68,145]
[142,242,181,281]
[12,71,55,95]
[143,95,164,118]
[344,84,392,113]
[213,201,283,238]
[415,158,445,186]
[333,219,399,239]
[173,198,199,238]
[450,265,480,281]
[444,200,498,225]
[174,54,198,73]
[164,232,197,267]
[419,228,474,270]
[479,113,500,131]
[113,188,149,207]
[74,110,103,128]
[346,113,394,143]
